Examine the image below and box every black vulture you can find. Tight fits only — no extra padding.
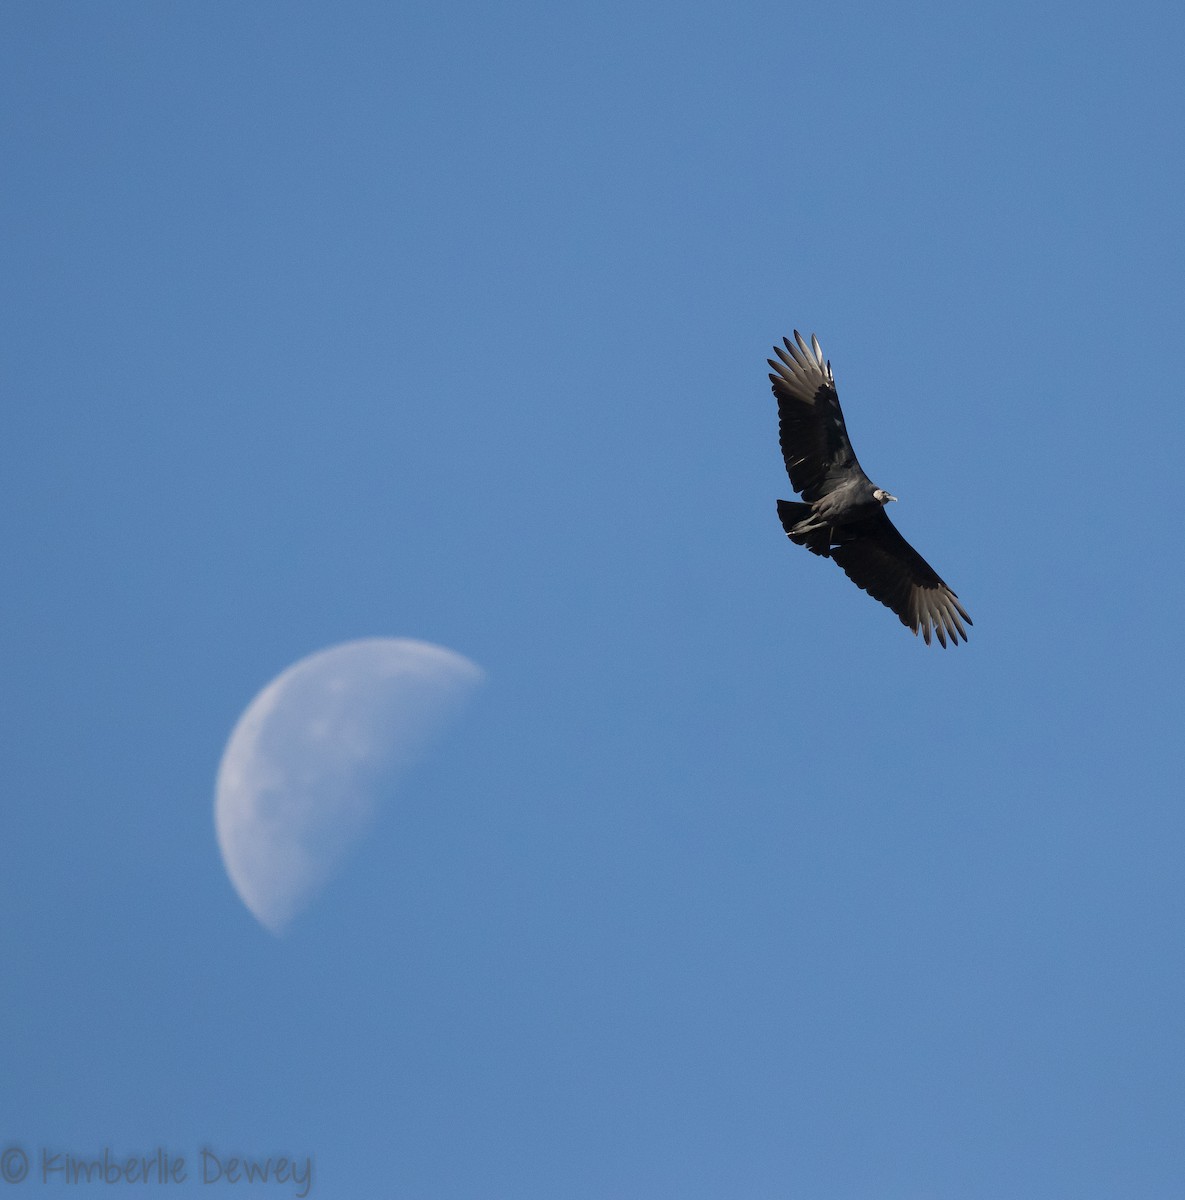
[770,331,971,647]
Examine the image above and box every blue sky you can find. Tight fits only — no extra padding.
[3,1,1185,1196]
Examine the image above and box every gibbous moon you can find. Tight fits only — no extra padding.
[215,638,484,934]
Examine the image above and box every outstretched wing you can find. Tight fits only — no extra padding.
[768,331,866,501]
[829,508,972,647]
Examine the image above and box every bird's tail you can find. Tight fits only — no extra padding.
[777,499,831,557]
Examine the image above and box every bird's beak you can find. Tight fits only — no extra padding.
[885,492,898,503]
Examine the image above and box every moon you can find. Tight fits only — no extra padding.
[214,637,484,934]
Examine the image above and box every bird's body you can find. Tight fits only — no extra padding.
[770,331,971,647]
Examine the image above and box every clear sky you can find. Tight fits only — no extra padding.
[3,1,1184,1196]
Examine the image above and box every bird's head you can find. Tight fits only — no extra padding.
[873,488,898,505]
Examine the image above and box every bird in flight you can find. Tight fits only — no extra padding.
[769,330,971,647]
